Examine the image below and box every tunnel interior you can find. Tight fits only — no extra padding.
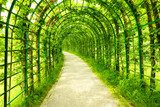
[0,0,160,106]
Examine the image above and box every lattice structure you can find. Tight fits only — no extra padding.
[0,0,160,106]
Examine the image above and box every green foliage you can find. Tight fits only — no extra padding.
[90,62,120,86]
[73,52,160,107]
[118,78,160,107]
[118,78,146,105]
[1,0,160,106]
[20,54,64,107]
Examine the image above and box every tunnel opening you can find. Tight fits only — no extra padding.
[0,0,160,106]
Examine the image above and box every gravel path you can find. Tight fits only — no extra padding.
[41,52,119,107]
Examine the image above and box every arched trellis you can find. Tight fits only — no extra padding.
[46,6,120,67]
[0,0,160,106]
[45,2,135,78]
[54,15,110,62]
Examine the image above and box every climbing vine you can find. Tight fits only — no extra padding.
[0,0,160,107]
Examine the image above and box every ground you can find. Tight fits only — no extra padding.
[41,52,119,107]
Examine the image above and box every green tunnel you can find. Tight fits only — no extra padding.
[0,0,160,106]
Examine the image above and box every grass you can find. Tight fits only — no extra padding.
[18,55,64,107]
[68,51,160,107]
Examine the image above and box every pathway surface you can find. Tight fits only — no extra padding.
[41,52,119,107]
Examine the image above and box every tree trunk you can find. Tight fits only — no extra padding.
[0,4,3,28]
[36,28,41,84]
[29,35,34,93]
[121,9,130,78]
[145,0,156,91]
[150,0,160,51]
[114,19,120,72]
